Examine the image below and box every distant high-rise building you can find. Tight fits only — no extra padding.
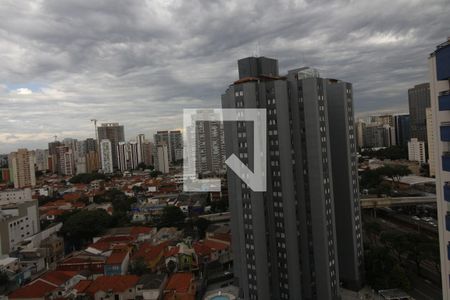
[56,146,75,176]
[426,108,436,177]
[169,131,183,163]
[84,138,97,153]
[355,119,366,149]
[408,138,426,164]
[363,123,394,148]
[142,141,153,167]
[193,115,226,176]
[97,123,125,169]
[85,151,99,173]
[394,114,411,146]
[100,139,114,174]
[34,149,49,171]
[222,57,363,299]
[48,141,61,173]
[154,130,183,163]
[8,149,36,189]
[429,38,450,299]
[128,141,139,170]
[117,142,128,172]
[48,141,61,156]
[155,144,169,174]
[408,83,431,143]
[136,134,146,164]
[370,114,394,127]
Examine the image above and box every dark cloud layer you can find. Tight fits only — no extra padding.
[0,0,449,152]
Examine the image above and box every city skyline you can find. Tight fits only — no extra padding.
[1,0,449,152]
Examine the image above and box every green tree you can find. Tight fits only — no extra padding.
[69,173,106,184]
[377,164,412,188]
[365,246,396,290]
[363,221,382,245]
[405,232,431,275]
[389,264,411,291]
[160,206,185,228]
[360,169,383,190]
[380,230,409,264]
[61,209,112,243]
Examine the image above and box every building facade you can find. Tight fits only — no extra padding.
[222,57,362,300]
[429,38,450,299]
[409,83,431,143]
[0,200,40,256]
[394,114,411,146]
[426,108,436,176]
[97,123,125,169]
[155,144,170,174]
[100,139,114,174]
[195,117,226,176]
[408,138,426,164]
[8,149,36,189]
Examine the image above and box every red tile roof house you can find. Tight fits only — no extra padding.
[163,272,196,300]
[74,275,140,300]
[8,270,86,300]
[104,246,130,276]
[56,251,106,275]
[131,241,169,273]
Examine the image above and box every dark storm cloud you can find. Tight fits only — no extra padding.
[0,0,448,152]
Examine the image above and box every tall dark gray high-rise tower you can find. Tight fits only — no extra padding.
[222,57,363,300]
[97,123,125,169]
[408,83,430,143]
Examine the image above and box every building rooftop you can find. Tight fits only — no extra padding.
[85,275,140,294]
[9,280,56,299]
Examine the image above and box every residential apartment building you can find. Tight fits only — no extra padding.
[154,131,183,163]
[100,139,114,174]
[394,114,411,146]
[97,123,125,169]
[0,200,40,256]
[408,138,426,164]
[409,83,431,143]
[222,57,363,300]
[155,144,170,174]
[429,38,450,299]
[426,108,436,176]
[8,149,36,189]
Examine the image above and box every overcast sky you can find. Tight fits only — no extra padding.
[0,0,449,153]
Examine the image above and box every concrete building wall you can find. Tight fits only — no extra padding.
[426,108,436,176]
[222,58,357,300]
[429,39,450,299]
[409,83,431,143]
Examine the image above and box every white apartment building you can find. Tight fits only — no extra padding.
[429,38,450,299]
[408,138,426,164]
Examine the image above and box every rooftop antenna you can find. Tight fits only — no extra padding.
[53,135,57,142]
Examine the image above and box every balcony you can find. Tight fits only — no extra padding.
[446,214,450,231]
[442,153,450,171]
[445,183,450,202]
[441,125,450,141]
[439,94,450,111]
